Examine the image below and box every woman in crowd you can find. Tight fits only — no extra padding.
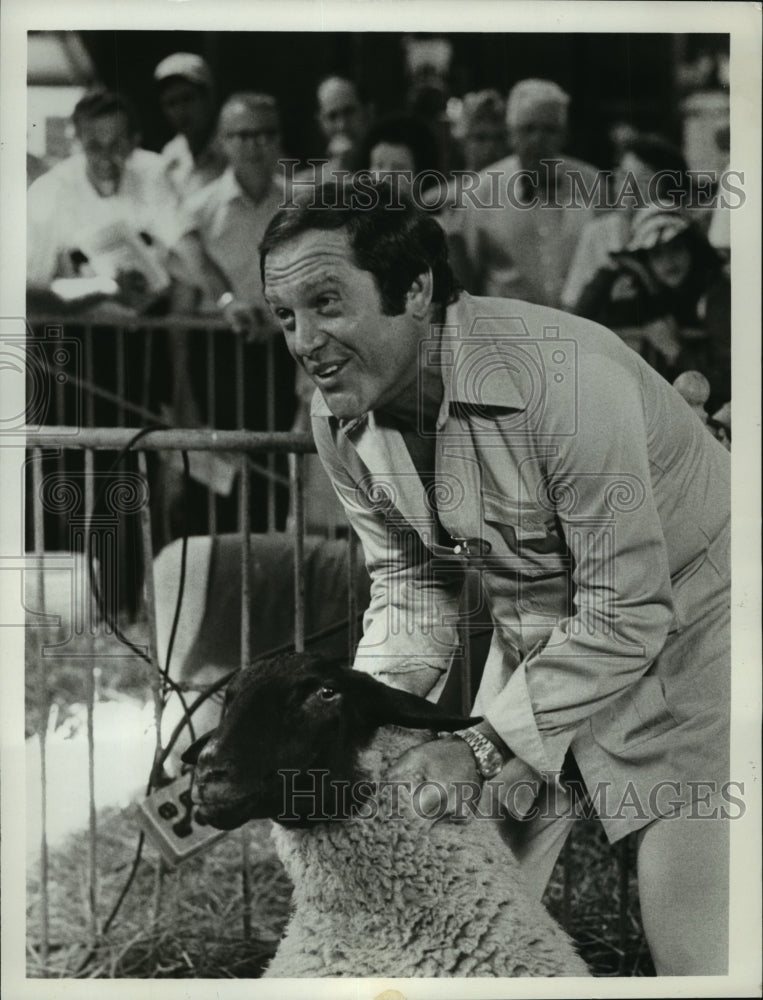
[573,208,730,409]
[359,112,442,196]
[561,131,691,316]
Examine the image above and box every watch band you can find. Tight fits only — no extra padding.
[445,726,506,780]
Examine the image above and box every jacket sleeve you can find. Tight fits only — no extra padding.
[311,413,464,700]
[480,350,678,776]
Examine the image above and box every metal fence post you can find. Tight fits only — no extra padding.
[84,448,99,945]
[290,452,305,654]
[32,447,50,967]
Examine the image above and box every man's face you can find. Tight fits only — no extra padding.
[77,112,136,192]
[220,103,281,180]
[263,230,423,421]
[509,101,566,172]
[159,78,214,142]
[317,80,365,143]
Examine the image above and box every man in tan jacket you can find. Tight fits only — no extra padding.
[259,178,732,976]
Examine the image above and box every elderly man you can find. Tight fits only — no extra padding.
[154,51,226,201]
[456,78,599,308]
[169,91,286,335]
[259,178,731,976]
[167,92,296,528]
[27,88,179,309]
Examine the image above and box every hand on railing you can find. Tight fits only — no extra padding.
[217,294,276,344]
[217,292,254,336]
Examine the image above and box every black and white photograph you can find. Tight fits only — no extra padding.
[0,1,760,997]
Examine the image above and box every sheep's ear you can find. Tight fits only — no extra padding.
[343,670,481,731]
[181,729,215,765]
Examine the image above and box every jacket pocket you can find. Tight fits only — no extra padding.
[590,676,678,752]
[482,492,568,577]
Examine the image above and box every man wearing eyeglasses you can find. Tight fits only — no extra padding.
[168,91,286,338]
[165,92,297,533]
[27,88,179,311]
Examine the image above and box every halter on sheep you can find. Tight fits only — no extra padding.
[183,652,590,977]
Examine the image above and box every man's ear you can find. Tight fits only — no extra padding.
[406,269,434,319]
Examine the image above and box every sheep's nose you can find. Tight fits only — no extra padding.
[191,739,236,786]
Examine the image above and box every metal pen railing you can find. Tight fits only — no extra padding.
[27,315,291,555]
[26,427,315,971]
[24,425,641,977]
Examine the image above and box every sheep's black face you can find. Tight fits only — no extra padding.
[183,652,478,830]
[185,655,359,829]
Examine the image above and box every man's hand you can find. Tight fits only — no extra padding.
[374,664,441,699]
[490,755,543,821]
[389,737,545,825]
[642,316,681,365]
[387,736,481,821]
[219,295,255,336]
[219,300,276,345]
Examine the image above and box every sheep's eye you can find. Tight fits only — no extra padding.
[318,686,338,701]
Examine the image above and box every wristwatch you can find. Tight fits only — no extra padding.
[443,726,506,780]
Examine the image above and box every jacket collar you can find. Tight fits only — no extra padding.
[310,291,531,429]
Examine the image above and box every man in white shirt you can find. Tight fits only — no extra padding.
[167,93,297,528]
[455,79,599,309]
[169,91,287,336]
[27,88,179,310]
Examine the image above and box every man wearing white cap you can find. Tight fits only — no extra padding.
[456,78,599,309]
[154,52,226,201]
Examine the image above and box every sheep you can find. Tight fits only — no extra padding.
[183,652,590,978]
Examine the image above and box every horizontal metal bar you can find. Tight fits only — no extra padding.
[25,426,317,454]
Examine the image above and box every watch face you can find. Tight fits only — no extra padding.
[485,759,503,779]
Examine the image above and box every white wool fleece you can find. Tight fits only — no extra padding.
[265,725,590,978]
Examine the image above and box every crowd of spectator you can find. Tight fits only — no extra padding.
[26,53,733,547]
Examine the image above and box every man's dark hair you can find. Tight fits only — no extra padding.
[622,131,690,199]
[72,88,140,137]
[259,179,459,315]
[359,113,441,177]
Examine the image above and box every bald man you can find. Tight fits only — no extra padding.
[283,76,370,212]
[315,76,368,169]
